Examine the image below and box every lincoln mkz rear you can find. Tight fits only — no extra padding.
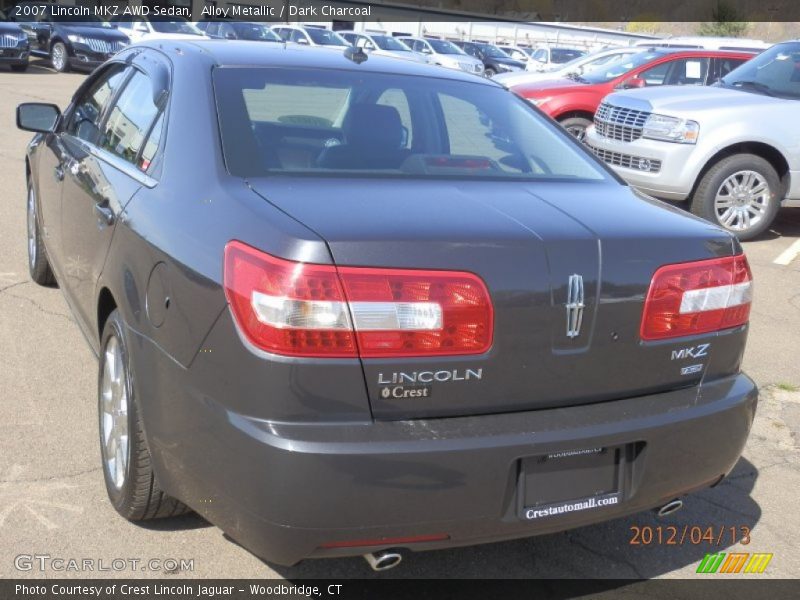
[17,40,757,569]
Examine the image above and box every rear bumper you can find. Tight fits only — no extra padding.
[138,319,757,567]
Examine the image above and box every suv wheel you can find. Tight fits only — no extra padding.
[27,177,56,286]
[692,154,780,241]
[559,116,591,142]
[485,67,496,77]
[99,310,190,520]
[50,41,69,73]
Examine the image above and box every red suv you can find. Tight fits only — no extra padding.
[511,48,756,140]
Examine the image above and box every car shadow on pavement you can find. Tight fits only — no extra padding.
[266,457,760,579]
[133,511,212,532]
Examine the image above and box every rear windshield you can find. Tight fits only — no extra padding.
[213,67,608,181]
[306,28,347,46]
[372,35,410,51]
[428,39,464,55]
[551,49,586,63]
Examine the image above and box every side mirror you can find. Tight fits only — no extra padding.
[618,76,646,89]
[17,103,60,133]
[224,32,236,40]
[133,22,148,33]
[296,37,309,45]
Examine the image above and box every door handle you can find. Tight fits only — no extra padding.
[54,165,64,181]
[94,203,114,226]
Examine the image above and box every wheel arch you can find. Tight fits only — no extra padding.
[692,142,790,201]
[97,287,117,343]
[556,110,595,123]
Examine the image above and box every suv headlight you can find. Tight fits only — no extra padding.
[642,114,700,144]
[67,34,87,45]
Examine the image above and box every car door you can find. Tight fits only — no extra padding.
[60,59,166,331]
[22,6,52,55]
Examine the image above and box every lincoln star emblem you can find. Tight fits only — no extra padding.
[566,274,585,338]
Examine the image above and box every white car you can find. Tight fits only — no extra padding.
[271,25,349,48]
[340,31,428,63]
[110,16,207,42]
[494,46,640,88]
[527,46,586,72]
[398,37,484,75]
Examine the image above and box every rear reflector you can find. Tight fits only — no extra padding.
[224,241,493,358]
[641,254,752,341]
[319,533,450,549]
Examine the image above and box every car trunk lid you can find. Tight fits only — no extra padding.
[248,177,737,420]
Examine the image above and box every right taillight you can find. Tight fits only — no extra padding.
[641,254,753,341]
[223,241,493,358]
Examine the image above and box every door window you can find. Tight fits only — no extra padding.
[66,65,128,145]
[664,58,710,85]
[100,70,162,167]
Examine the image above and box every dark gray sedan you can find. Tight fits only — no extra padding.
[17,40,757,570]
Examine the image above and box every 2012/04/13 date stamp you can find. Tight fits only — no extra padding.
[629,525,752,546]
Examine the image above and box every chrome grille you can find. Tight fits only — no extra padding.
[0,34,22,49]
[84,38,125,54]
[587,144,662,173]
[594,102,651,142]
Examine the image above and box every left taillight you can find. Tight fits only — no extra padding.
[640,254,753,341]
[223,241,493,358]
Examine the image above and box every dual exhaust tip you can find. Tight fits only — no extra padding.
[361,500,684,571]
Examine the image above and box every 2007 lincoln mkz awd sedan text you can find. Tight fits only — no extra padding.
[17,40,758,570]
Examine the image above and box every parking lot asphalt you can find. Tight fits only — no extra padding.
[1,62,799,580]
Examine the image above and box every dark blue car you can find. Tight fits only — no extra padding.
[0,9,30,71]
[14,3,128,72]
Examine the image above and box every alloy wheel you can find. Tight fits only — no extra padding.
[100,335,129,490]
[564,124,587,142]
[52,44,66,71]
[714,170,770,232]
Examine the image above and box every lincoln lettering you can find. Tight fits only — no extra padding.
[377,368,483,385]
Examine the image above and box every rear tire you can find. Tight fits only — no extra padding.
[485,68,496,78]
[50,41,69,73]
[27,177,56,286]
[11,63,29,73]
[691,153,780,241]
[99,309,190,521]
[559,116,592,142]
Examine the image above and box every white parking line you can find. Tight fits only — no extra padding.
[773,239,800,266]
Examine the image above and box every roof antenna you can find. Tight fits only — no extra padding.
[344,45,368,64]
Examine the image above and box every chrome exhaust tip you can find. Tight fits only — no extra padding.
[363,550,403,572]
[656,499,684,518]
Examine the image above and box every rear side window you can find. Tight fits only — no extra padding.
[67,65,128,145]
[101,70,161,167]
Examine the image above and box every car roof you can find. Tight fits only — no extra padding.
[636,47,756,57]
[137,39,495,85]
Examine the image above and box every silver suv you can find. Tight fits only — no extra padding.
[586,41,800,239]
